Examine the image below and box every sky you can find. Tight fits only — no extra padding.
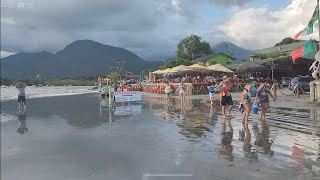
[0,0,318,60]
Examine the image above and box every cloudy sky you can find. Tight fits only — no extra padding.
[0,0,318,59]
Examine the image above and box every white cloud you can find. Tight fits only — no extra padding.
[218,0,318,49]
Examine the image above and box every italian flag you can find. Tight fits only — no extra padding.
[290,40,316,63]
[294,5,319,40]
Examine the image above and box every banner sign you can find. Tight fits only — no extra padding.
[114,105,142,116]
[114,91,142,102]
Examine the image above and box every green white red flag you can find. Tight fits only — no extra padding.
[294,4,319,40]
[290,40,316,63]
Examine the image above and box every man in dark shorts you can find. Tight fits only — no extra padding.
[219,76,233,118]
[16,81,26,109]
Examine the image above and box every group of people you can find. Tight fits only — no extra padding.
[202,76,276,123]
[164,81,187,104]
[162,74,276,123]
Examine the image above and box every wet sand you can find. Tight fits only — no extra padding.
[1,94,320,180]
[142,88,320,110]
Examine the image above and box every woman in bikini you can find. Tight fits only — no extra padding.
[178,82,186,105]
[241,81,258,123]
[256,79,275,121]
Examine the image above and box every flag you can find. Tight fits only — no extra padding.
[290,40,316,63]
[294,4,319,39]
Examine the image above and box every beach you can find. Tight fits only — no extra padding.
[1,87,320,180]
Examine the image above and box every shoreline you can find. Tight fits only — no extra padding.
[1,86,99,102]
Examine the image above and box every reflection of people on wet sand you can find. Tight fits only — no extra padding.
[164,102,172,121]
[209,105,218,127]
[220,119,234,161]
[240,123,257,159]
[180,103,186,120]
[17,109,28,134]
[255,123,274,156]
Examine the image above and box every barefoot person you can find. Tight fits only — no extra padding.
[164,82,172,101]
[241,81,258,123]
[208,78,216,105]
[177,82,186,105]
[16,81,26,109]
[219,76,233,118]
[256,79,276,121]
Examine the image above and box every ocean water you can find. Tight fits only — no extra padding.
[1,86,97,101]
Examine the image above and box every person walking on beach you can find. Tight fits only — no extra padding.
[177,81,186,105]
[164,82,172,101]
[241,81,258,123]
[208,78,216,105]
[256,79,276,121]
[16,81,26,109]
[219,76,233,118]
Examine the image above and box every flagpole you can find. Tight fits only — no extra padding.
[318,0,320,49]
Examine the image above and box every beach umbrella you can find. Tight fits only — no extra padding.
[160,68,178,74]
[188,64,207,70]
[207,64,233,73]
[151,70,163,74]
[172,65,193,72]
[236,61,267,73]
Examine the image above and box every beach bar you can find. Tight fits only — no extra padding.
[141,83,209,95]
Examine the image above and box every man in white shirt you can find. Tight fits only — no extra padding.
[16,81,26,109]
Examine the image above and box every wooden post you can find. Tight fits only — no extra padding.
[272,84,277,100]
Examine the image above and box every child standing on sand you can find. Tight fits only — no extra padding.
[16,81,27,109]
[164,82,172,101]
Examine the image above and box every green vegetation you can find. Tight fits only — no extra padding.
[274,37,302,47]
[177,34,212,61]
[158,34,212,70]
[110,70,119,82]
[1,76,97,86]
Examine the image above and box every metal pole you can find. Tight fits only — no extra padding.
[109,85,112,107]
[318,0,320,49]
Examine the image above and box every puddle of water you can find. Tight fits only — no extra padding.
[143,96,320,177]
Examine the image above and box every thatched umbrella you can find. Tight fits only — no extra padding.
[188,64,207,70]
[159,68,178,74]
[236,61,267,73]
[151,70,163,74]
[207,64,233,73]
[172,65,193,72]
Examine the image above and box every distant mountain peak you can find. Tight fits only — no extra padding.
[1,40,163,77]
[213,42,253,61]
[63,39,104,49]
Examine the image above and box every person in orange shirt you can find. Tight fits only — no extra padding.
[219,76,233,118]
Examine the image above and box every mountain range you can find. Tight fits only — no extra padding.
[1,40,163,78]
[213,42,253,61]
[1,40,252,78]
